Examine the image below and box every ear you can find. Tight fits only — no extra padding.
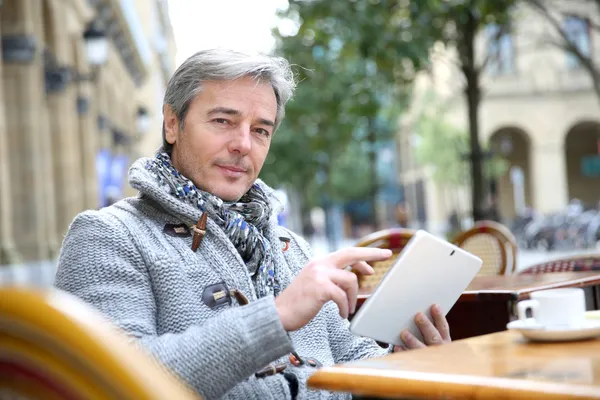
[163,104,180,145]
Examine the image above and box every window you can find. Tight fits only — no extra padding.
[564,16,591,69]
[487,24,515,76]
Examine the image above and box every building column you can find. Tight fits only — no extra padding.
[44,1,85,237]
[530,140,569,213]
[1,0,53,261]
[73,38,98,210]
[0,19,20,264]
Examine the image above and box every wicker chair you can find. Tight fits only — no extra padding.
[518,254,600,275]
[354,228,417,290]
[452,220,518,276]
[0,287,200,400]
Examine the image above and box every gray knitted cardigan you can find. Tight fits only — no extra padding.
[54,157,389,400]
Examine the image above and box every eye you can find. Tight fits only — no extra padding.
[213,118,230,125]
[254,128,271,137]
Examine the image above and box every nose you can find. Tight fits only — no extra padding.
[227,124,252,155]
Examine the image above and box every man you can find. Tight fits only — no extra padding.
[54,49,451,400]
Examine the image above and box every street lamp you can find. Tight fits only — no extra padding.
[44,21,109,92]
[83,21,108,67]
[136,106,151,136]
[68,21,108,83]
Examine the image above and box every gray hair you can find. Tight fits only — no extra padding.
[162,48,296,152]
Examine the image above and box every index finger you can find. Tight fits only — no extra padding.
[328,247,392,268]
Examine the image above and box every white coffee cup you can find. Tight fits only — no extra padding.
[517,288,586,328]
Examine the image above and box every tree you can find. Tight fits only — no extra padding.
[266,0,432,228]
[408,0,516,221]
[525,0,600,102]
[260,45,366,196]
[260,41,373,237]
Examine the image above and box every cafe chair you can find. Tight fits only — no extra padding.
[452,220,518,276]
[518,254,600,275]
[0,287,200,400]
[354,228,417,290]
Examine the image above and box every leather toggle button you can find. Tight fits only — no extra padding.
[163,223,191,238]
[280,236,291,252]
[191,212,207,252]
[202,282,232,309]
[255,363,287,378]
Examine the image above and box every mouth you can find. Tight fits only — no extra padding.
[218,165,246,172]
[216,164,248,178]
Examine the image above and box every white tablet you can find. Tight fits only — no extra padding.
[349,230,482,346]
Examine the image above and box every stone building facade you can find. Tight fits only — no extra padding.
[397,1,600,234]
[0,0,176,264]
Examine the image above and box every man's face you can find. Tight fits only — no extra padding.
[164,77,277,201]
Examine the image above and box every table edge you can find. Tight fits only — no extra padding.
[307,365,600,399]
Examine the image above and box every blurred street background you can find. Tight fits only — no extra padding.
[1,0,600,285]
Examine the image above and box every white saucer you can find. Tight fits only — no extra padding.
[507,318,600,342]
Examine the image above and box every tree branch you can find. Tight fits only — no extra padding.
[526,0,598,77]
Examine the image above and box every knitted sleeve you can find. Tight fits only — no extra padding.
[54,210,294,399]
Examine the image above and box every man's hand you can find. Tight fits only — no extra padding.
[275,247,392,331]
[394,304,451,351]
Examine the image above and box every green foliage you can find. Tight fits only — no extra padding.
[262,0,517,211]
[329,141,373,202]
[408,0,516,49]
[414,111,469,186]
[261,0,433,207]
[281,0,433,84]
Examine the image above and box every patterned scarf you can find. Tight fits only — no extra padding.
[146,152,277,297]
